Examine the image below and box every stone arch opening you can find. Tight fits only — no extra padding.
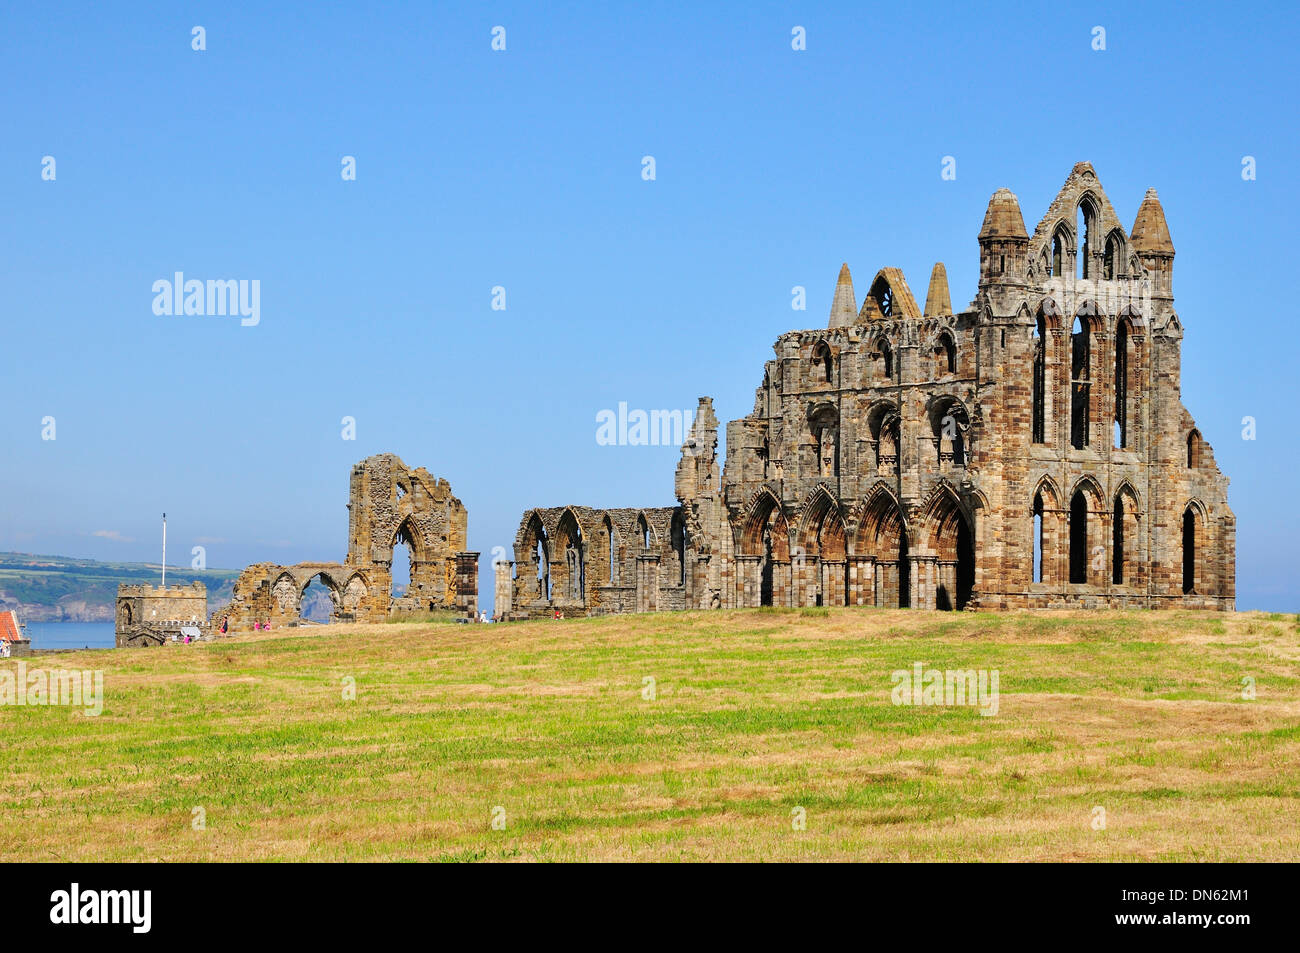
[808,403,840,478]
[1050,223,1072,277]
[670,509,687,587]
[521,512,550,601]
[1112,484,1140,586]
[603,514,619,586]
[390,518,418,602]
[811,341,834,384]
[928,396,970,467]
[866,401,901,474]
[1030,478,1062,586]
[856,489,909,608]
[1077,197,1098,279]
[920,488,974,611]
[741,491,789,607]
[1103,229,1126,279]
[933,331,956,376]
[1182,504,1202,594]
[299,572,339,623]
[868,275,895,317]
[797,489,847,607]
[1070,308,1102,449]
[1114,318,1130,448]
[1067,481,1104,585]
[555,509,585,602]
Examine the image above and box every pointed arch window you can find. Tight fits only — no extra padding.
[1070,315,1091,449]
[1076,200,1097,280]
[1069,490,1089,584]
[1182,506,1199,594]
[811,342,833,384]
[1114,320,1129,448]
[1032,491,1045,583]
[1032,314,1047,444]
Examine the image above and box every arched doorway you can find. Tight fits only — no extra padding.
[921,488,974,611]
[741,492,789,607]
[300,573,338,623]
[855,489,909,608]
[391,520,416,602]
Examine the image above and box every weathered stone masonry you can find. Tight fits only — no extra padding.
[498,163,1234,616]
[210,454,478,631]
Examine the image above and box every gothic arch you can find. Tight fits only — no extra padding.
[1181,500,1208,595]
[811,340,835,384]
[554,508,587,602]
[865,399,902,474]
[739,488,790,560]
[1031,476,1063,586]
[853,484,911,608]
[926,394,971,467]
[1030,474,1063,511]
[916,483,975,610]
[1112,481,1141,587]
[340,571,370,613]
[796,485,846,560]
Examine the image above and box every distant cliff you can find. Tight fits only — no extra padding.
[0,552,238,623]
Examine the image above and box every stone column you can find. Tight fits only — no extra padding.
[771,559,791,607]
[938,560,958,610]
[878,560,898,608]
[821,559,847,607]
[735,555,761,608]
[493,560,513,620]
[848,556,876,606]
[691,553,710,610]
[635,554,661,613]
[454,552,480,618]
[911,555,938,610]
[792,557,820,607]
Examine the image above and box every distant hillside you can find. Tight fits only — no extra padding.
[0,552,239,622]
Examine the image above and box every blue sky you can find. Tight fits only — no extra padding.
[2,1,1296,611]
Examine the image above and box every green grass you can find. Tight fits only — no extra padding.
[1,607,1297,861]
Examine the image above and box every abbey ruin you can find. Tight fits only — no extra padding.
[208,453,479,631]
[498,163,1235,616]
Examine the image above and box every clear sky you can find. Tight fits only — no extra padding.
[2,1,1297,611]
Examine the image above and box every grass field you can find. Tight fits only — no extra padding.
[2,608,1297,862]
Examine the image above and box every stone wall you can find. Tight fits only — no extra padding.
[209,454,479,632]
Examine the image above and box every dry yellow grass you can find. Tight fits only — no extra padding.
[1,607,1296,861]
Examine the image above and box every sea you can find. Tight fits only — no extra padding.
[21,622,116,650]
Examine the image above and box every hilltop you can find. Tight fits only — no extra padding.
[0,552,239,622]
[2,607,1296,861]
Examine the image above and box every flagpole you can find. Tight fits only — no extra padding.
[162,513,167,588]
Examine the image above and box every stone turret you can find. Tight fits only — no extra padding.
[923,262,951,317]
[978,188,1029,291]
[827,263,857,328]
[1131,188,1175,300]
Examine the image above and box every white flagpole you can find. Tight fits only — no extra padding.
[162,512,167,588]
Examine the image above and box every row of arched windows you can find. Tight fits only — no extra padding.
[1032,486,1203,594]
[1032,309,1140,451]
[810,333,957,389]
[1043,198,1128,281]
